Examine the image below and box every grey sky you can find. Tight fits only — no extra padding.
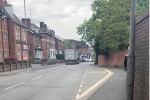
[7,0,94,40]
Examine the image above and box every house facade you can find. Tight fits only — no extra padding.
[39,22,56,64]
[3,2,28,61]
[22,18,42,63]
[0,7,9,62]
[55,35,64,54]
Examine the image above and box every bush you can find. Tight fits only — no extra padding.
[56,54,64,60]
[4,56,18,62]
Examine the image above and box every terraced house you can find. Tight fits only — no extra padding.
[4,1,28,61]
[39,22,56,64]
[0,3,9,62]
[22,18,43,64]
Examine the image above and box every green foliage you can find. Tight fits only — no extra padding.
[137,0,149,17]
[64,40,69,49]
[77,0,148,64]
[56,54,64,60]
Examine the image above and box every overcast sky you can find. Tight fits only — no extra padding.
[7,0,94,40]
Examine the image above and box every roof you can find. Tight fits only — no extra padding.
[13,14,26,27]
[55,35,64,42]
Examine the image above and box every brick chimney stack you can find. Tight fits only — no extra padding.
[40,22,44,28]
[22,18,31,29]
[0,0,4,7]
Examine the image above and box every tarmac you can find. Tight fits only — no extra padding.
[88,66,126,100]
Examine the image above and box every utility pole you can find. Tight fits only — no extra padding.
[24,0,29,67]
[126,0,137,100]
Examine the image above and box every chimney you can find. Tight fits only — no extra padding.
[0,0,4,7]
[4,0,8,6]
[44,24,47,28]
[40,22,44,28]
[22,18,25,25]
[26,18,31,28]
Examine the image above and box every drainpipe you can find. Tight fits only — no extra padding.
[126,0,137,100]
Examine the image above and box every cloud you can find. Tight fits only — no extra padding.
[7,0,93,40]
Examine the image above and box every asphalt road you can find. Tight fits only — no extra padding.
[0,62,113,100]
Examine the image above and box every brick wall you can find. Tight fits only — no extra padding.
[41,34,47,59]
[98,50,129,67]
[133,9,149,100]
[78,47,89,54]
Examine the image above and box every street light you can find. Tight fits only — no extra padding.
[24,0,29,67]
[126,0,137,100]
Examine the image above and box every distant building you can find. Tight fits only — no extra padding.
[76,41,89,55]
[64,39,76,50]
[55,35,64,54]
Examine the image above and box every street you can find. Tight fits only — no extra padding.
[0,62,113,100]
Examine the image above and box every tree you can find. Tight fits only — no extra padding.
[77,0,148,64]
[137,0,149,17]
[64,40,69,49]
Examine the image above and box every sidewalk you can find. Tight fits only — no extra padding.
[88,65,126,100]
[0,63,64,77]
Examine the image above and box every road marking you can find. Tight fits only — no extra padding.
[32,75,43,80]
[76,94,80,99]
[80,85,82,87]
[78,89,81,92]
[81,82,83,84]
[25,70,30,73]
[76,69,114,100]
[5,82,25,90]
[55,70,59,72]
[47,72,53,75]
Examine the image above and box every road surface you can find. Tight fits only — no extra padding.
[0,62,113,100]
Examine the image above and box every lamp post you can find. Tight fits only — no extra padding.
[24,0,29,67]
[126,0,137,100]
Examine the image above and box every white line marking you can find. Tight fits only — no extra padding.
[25,71,30,73]
[76,69,114,99]
[76,94,80,99]
[5,82,25,90]
[55,70,59,72]
[80,85,82,87]
[47,72,53,75]
[81,82,83,84]
[78,89,81,92]
[32,75,43,80]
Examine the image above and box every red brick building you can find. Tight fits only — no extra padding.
[39,22,56,64]
[22,18,42,63]
[0,7,9,62]
[55,35,64,54]
[3,2,28,61]
[76,41,89,55]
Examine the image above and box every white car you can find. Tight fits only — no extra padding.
[88,58,92,62]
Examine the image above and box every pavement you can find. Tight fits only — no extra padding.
[0,63,64,77]
[88,65,126,100]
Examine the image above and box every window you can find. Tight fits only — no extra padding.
[3,32,6,42]
[50,49,56,59]
[22,30,26,41]
[16,45,21,60]
[16,28,20,40]
[35,50,42,58]
[4,51,8,58]
[2,18,5,23]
